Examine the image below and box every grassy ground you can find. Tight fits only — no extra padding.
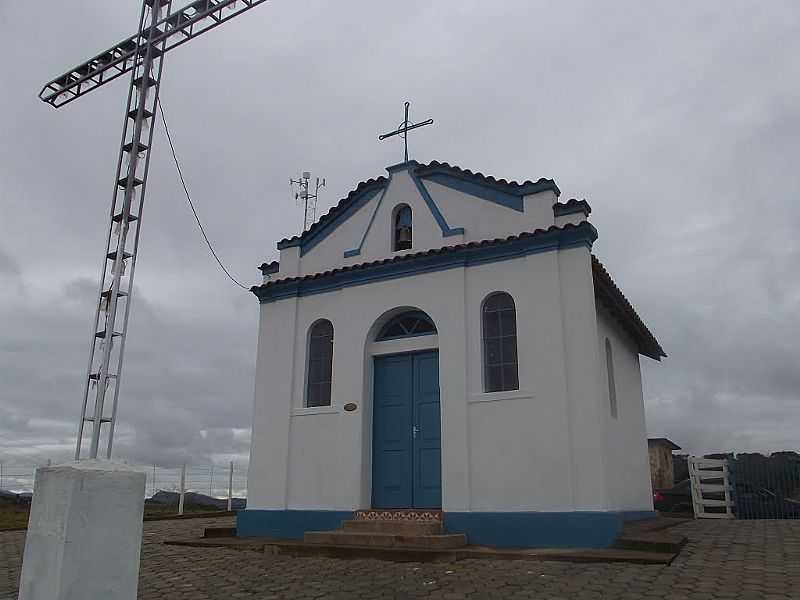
[0,502,29,530]
[0,500,225,530]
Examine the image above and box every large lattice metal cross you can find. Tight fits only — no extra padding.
[39,0,270,460]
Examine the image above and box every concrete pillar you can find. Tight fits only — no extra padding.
[18,461,146,600]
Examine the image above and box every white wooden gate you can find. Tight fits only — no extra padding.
[689,457,734,518]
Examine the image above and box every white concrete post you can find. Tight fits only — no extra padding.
[18,461,146,600]
[178,464,186,516]
[227,461,233,511]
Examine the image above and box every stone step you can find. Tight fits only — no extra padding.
[203,527,237,538]
[613,531,687,554]
[304,530,466,549]
[341,519,442,535]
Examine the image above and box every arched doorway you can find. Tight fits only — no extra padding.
[370,309,441,509]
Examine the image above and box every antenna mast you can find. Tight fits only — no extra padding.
[290,171,326,231]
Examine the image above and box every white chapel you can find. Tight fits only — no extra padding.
[239,159,665,548]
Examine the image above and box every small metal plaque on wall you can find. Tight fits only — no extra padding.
[344,402,357,412]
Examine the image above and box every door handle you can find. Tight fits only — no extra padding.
[412,425,419,439]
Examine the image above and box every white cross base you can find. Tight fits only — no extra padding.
[18,461,146,600]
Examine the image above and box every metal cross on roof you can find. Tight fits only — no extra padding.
[379,101,434,162]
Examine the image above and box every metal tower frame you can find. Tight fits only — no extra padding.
[40,0,270,460]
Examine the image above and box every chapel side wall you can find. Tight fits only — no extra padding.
[557,246,613,510]
[246,299,298,509]
[597,308,654,512]
[464,251,576,511]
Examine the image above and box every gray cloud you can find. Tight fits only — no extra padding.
[1,0,799,471]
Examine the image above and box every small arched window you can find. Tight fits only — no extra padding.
[393,205,412,251]
[376,310,437,341]
[482,292,519,392]
[306,319,334,407]
[605,338,618,418]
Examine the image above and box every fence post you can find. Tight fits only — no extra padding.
[152,464,157,497]
[0,461,4,490]
[227,461,233,511]
[722,461,733,518]
[209,465,214,497]
[178,464,186,516]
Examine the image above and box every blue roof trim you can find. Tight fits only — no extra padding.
[343,161,463,257]
[253,223,597,304]
[409,172,465,237]
[276,161,557,257]
[421,172,524,212]
[277,185,386,255]
[386,160,420,173]
[415,162,561,197]
[343,182,391,258]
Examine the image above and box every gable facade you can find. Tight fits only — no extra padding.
[241,160,664,549]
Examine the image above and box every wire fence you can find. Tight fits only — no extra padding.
[0,460,248,502]
[677,451,800,520]
[729,453,800,520]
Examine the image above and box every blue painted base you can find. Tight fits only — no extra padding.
[443,511,624,549]
[238,509,632,548]
[237,510,353,540]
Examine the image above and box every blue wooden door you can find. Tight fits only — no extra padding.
[372,351,441,509]
[412,352,442,508]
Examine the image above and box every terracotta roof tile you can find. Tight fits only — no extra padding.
[591,255,666,360]
[277,161,559,248]
[277,177,388,247]
[416,160,560,194]
[256,222,589,291]
[554,198,592,216]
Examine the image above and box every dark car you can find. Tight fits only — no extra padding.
[653,479,693,514]
[733,483,800,519]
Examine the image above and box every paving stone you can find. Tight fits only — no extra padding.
[3,517,800,599]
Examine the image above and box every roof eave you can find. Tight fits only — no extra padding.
[591,255,666,361]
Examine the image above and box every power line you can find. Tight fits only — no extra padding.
[157,99,249,291]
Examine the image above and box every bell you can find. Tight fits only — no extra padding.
[397,226,412,244]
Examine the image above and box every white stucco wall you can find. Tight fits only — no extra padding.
[246,241,653,514]
[281,166,560,278]
[247,164,655,516]
[596,307,654,511]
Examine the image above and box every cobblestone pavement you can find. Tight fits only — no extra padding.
[2,517,800,599]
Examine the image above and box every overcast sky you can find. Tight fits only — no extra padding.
[1,1,798,470]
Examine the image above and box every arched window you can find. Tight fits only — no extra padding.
[376,310,436,341]
[482,292,519,392]
[306,319,334,407]
[605,338,618,418]
[393,205,412,251]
